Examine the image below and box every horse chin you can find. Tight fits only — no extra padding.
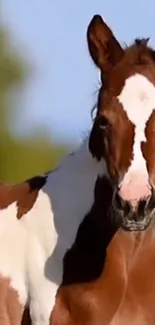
[121,216,152,232]
[110,204,153,232]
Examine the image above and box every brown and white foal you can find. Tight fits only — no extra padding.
[1,13,155,325]
[50,15,155,325]
[0,142,106,325]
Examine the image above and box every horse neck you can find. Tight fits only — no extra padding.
[62,176,118,285]
[108,227,153,274]
[44,138,107,244]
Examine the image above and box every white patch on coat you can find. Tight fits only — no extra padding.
[0,202,28,305]
[0,138,107,325]
[117,73,155,186]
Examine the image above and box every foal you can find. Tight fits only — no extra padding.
[0,140,106,325]
[50,14,155,325]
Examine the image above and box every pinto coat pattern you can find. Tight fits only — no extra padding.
[0,140,106,325]
[1,12,155,325]
[50,14,155,325]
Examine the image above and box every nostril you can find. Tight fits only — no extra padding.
[137,199,147,217]
[114,190,130,214]
[114,191,124,210]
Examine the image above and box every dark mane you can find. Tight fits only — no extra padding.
[135,38,150,47]
[91,102,98,120]
[124,37,155,65]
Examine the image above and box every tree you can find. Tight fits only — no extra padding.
[0,22,70,183]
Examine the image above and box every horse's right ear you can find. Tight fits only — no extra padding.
[87,15,124,73]
[89,120,104,161]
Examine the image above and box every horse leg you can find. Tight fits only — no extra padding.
[28,277,57,325]
[26,239,59,325]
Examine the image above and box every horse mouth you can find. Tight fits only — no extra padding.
[121,217,152,232]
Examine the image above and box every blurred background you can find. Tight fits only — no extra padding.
[0,0,155,182]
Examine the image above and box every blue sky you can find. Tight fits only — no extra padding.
[1,0,155,144]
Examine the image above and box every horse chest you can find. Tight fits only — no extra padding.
[112,240,155,325]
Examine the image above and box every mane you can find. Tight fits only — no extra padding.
[91,102,98,120]
[124,37,155,65]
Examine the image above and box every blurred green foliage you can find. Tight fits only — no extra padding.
[0,23,71,183]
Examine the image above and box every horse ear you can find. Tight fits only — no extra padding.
[89,120,104,161]
[87,15,124,73]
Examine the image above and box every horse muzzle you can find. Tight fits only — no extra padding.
[112,187,155,231]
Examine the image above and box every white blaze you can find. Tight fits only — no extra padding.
[117,73,155,187]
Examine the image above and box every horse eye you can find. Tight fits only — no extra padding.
[98,116,109,130]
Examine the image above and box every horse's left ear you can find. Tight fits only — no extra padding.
[87,15,124,73]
